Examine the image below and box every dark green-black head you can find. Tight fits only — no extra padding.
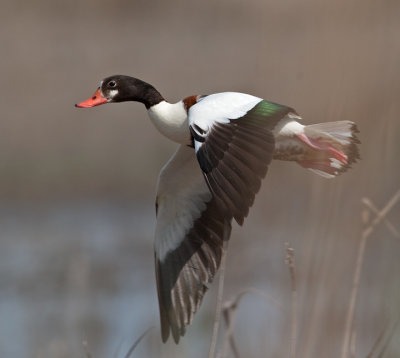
[75,75,164,109]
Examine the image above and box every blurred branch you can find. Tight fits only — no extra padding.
[366,321,389,358]
[209,239,229,358]
[350,329,357,358]
[368,316,400,358]
[361,190,400,238]
[340,189,400,358]
[82,327,153,358]
[285,243,297,358]
[361,198,400,239]
[218,288,283,358]
[124,326,154,358]
[220,300,240,358]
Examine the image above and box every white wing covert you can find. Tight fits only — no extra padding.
[189,92,292,225]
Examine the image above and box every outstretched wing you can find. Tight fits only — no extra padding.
[189,92,293,225]
[155,93,293,343]
[154,145,231,343]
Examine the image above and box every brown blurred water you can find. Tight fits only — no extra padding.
[1,0,399,357]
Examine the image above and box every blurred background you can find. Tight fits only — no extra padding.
[1,0,399,357]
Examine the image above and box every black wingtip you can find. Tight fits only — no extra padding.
[161,329,170,344]
[172,331,180,344]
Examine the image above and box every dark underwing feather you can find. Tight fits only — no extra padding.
[156,194,231,343]
[193,100,292,225]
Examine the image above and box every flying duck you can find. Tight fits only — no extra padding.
[76,75,360,343]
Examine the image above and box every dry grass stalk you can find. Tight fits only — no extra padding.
[366,321,389,358]
[220,303,240,358]
[367,317,400,358]
[209,239,229,358]
[340,189,400,358]
[350,329,356,358]
[123,326,154,358]
[82,327,153,358]
[218,288,283,358]
[361,198,400,239]
[216,243,295,358]
[285,243,297,358]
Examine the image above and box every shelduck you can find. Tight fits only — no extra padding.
[76,75,360,343]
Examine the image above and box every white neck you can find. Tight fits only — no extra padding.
[147,101,191,144]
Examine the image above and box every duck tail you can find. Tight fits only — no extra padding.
[296,121,360,178]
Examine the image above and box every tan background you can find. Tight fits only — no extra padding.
[1,0,399,357]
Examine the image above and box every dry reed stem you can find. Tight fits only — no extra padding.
[209,239,229,358]
[285,243,297,358]
[350,329,356,358]
[361,198,400,238]
[123,326,154,358]
[340,189,400,358]
[218,288,283,358]
[375,318,400,358]
[82,328,153,358]
[220,305,240,358]
[365,321,389,358]
[366,316,400,358]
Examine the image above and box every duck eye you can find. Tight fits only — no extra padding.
[108,81,116,87]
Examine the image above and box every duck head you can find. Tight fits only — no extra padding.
[75,75,164,109]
